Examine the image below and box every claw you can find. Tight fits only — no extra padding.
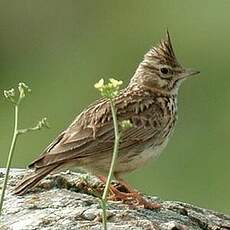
[97,175,161,209]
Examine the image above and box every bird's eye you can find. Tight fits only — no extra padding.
[160,67,169,75]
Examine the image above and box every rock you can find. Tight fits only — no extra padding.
[0,169,229,230]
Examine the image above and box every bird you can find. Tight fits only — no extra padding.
[14,31,199,208]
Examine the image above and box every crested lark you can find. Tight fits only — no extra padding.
[14,31,199,208]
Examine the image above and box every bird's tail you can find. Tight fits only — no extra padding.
[14,164,60,195]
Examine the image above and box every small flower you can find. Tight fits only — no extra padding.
[120,120,133,130]
[3,82,32,105]
[3,88,16,103]
[4,88,15,98]
[109,78,123,88]
[94,78,104,90]
[18,82,31,99]
[36,117,50,130]
[94,78,123,99]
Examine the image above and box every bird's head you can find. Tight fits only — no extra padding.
[130,31,200,94]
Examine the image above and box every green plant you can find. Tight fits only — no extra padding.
[94,78,132,230]
[0,83,49,215]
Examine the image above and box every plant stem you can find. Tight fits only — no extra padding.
[101,99,120,230]
[0,105,19,215]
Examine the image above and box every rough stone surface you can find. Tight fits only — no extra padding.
[0,169,229,230]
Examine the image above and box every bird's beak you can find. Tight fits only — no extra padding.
[178,68,200,79]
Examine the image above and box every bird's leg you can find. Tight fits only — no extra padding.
[113,174,161,209]
[97,174,125,193]
[96,174,135,199]
[96,175,119,195]
[97,174,161,209]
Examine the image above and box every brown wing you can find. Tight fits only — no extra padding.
[30,87,166,170]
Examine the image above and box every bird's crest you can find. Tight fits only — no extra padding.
[145,30,179,67]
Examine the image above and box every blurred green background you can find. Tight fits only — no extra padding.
[0,1,229,214]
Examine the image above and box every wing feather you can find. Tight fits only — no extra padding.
[30,87,166,169]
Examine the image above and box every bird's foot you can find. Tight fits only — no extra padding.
[108,184,161,209]
[97,174,160,209]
